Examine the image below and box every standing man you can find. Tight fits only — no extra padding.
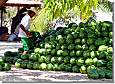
[18,9,36,55]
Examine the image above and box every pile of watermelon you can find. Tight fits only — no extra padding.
[0,56,11,71]
[3,19,113,79]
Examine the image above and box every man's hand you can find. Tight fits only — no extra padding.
[26,31,32,37]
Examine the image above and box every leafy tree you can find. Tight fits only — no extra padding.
[31,0,112,32]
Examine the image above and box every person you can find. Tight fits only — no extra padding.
[18,9,36,55]
[8,7,30,42]
[11,7,31,34]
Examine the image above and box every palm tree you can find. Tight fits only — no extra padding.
[31,0,113,32]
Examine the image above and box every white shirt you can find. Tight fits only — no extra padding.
[18,14,30,38]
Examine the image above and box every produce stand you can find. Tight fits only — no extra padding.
[0,0,113,83]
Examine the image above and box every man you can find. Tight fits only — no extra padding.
[8,7,30,42]
[18,9,36,55]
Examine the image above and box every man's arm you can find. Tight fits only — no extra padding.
[20,24,27,33]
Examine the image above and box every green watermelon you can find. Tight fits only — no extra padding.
[80,65,87,74]
[76,50,82,57]
[72,65,79,72]
[3,63,11,71]
[64,56,70,64]
[75,45,82,50]
[29,53,38,61]
[75,39,81,44]
[15,62,21,68]
[62,50,69,56]
[21,54,29,60]
[27,61,33,69]
[51,57,57,64]
[70,50,76,57]
[47,63,53,70]
[53,64,58,71]
[57,57,63,64]
[0,64,2,71]
[82,44,88,50]
[76,57,84,66]
[39,63,47,70]
[51,49,57,56]
[70,57,76,65]
[85,58,93,66]
[57,50,63,56]
[33,62,39,70]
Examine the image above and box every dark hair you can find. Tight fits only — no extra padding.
[28,10,36,14]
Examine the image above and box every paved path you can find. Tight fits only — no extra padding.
[0,65,113,83]
[0,42,113,83]
[0,41,22,56]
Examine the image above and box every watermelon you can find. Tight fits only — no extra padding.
[44,56,51,63]
[80,65,87,74]
[29,53,38,61]
[0,64,2,71]
[51,49,57,56]
[67,34,74,40]
[39,63,47,70]
[82,44,88,50]
[38,56,46,63]
[89,45,96,51]
[59,37,65,44]
[75,45,82,50]
[0,57,4,65]
[85,58,93,66]
[76,50,82,57]
[76,57,84,66]
[70,57,76,64]
[70,50,76,57]
[81,38,87,44]
[58,63,65,71]
[83,51,90,58]
[61,44,68,50]
[45,49,51,55]
[4,51,13,57]
[57,50,63,56]
[105,70,112,79]
[33,62,39,70]
[47,63,53,71]
[15,62,21,68]
[57,57,63,64]
[72,65,79,72]
[3,63,11,71]
[87,68,99,79]
[27,61,33,69]
[75,39,81,44]
[66,38,73,44]
[97,68,105,78]
[62,50,69,56]
[51,57,57,64]
[90,51,97,58]
[21,54,29,60]
[65,64,72,72]
[53,64,58,71]
[64,56,70,64]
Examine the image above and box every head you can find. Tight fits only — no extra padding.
[28,10,36,18]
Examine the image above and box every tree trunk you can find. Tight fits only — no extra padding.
[0,0,8,7]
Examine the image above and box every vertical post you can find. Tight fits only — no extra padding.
[1,9,3,27]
